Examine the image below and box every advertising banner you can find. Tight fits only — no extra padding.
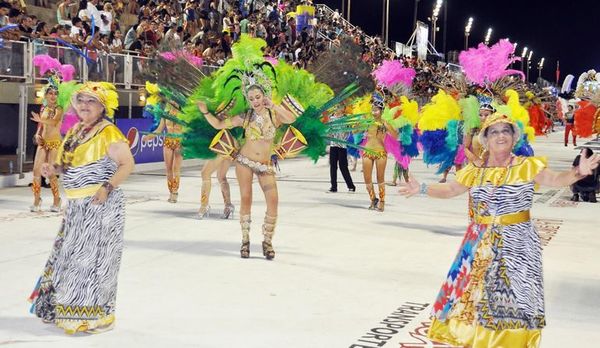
[416,21,429,61]
[296,5,315,32]
[115,118,164,164]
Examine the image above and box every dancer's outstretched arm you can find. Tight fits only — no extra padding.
[535,152,600,187]
[197,101,243,129]
[399,175,469,199]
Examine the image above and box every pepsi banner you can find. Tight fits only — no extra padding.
[116,118,165,164]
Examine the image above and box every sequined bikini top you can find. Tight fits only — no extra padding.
[42,105,58,120]
[244,109,276,141]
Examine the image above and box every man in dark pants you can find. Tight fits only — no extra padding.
[327,106,356,193]
[571,148,598,203]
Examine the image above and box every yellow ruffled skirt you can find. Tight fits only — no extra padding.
[428,317,541,348]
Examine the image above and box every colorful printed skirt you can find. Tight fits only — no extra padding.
[29,189,126,334]
[427,218,545,348]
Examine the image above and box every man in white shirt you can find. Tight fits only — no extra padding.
[86,0,101,25]
[98,10,112,35]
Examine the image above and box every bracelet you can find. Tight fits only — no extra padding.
[53,164,64,174]
[419,182,428,196]
[101,181,114,193]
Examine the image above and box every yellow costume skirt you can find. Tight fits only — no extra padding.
[39,138,62,151]
[164,137,182,150]
[362,150,387,161]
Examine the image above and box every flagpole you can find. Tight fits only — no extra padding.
[556,60,560,86]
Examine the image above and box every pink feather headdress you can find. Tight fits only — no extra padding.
[264,56,279,66]
[373,60,416,89]
[160,50,204,67]
[458,39,524,86]
[32,54,76,81]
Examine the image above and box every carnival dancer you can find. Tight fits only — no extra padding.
[362,92,396,212]
[197,86,296,259]
[198,156,235,219]
[143,100,184,203]
[30,85,64,212]
[28,53,78,212]
[371,59,419,188]
[143,82,236,217]
[151,35,367,259]
[400,113,600,348]
[327,103,356,193]
[29,82,134,334]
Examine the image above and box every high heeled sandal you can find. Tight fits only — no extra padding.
[167,192,178,203]
[197,205,210,219]
[240,241,250,258]
[262,241,275,260]
[50,198,62,212]
[30,199,42,212]
[368,198,379,210]
[221,204,235,219]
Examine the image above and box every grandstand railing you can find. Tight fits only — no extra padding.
[0,39,219,87]
[315,3,394,56]
[315,4,357,32]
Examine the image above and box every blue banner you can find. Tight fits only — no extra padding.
[116,118,164,164]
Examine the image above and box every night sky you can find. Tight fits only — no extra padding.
[318,0,599,86]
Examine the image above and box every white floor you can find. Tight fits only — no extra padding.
[1,130,599,348]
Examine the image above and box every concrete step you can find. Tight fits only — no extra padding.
[24,4,58,26]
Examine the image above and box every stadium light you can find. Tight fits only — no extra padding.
[464,17,473,49]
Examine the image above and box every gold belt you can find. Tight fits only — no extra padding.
[64,184,102,199]
[474,210,530,225]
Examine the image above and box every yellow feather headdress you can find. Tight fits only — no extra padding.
[73,82,119,118]
[145,81,162,106]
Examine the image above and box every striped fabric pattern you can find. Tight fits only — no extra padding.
[432,181,545,331]
[31,156,126,333]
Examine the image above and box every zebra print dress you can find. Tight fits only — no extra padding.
[428,156,547,348]
[29,124,128,334]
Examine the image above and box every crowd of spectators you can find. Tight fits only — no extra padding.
[1,0,450,90]
[1,0,399,68]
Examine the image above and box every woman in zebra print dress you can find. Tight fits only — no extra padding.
[400,113,600,347]
[29,82,134,334]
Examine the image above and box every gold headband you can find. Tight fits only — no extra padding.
[73,82,119,118]
[479,113,521,148]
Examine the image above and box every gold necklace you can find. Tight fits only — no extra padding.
[61,119,103,168]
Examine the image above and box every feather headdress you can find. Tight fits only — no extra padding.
[32,54,76,82]
[72,82,119,118]
[373,60,417,94]
[459,39,524,86]
[307,36,375,95]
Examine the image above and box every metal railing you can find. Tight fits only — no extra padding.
[0,39,219,87]
[315,4,357,32]
[315,3,394,56]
